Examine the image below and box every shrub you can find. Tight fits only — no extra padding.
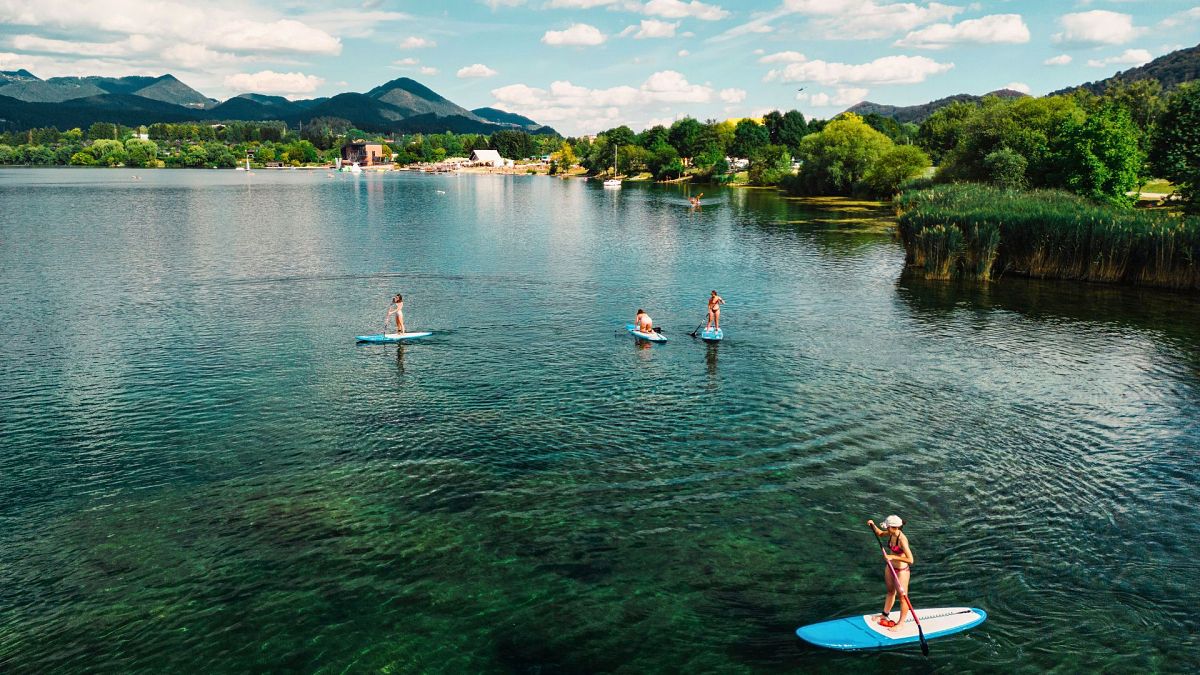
[984,147,1027,189]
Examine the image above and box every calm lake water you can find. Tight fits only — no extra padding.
[1,168,1199,673]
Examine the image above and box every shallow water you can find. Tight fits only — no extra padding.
[1,168,1198,673]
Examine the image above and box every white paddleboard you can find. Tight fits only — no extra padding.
[796,607,986,650]
[355,332,433,343]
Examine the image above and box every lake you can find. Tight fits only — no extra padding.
[1,168,1198,672]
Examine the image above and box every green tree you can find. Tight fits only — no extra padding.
[668,117,705,161]
[983,148,1028,190]
[646,141,682,180]
[125,139,159,168]
[638,125,669,149]
[603,125,636,149]
[730,119,769,158]
[939,95,1083,186]
[183,144,209,167]
[20,145,54,165]
[617,144,649,174]
[1149,82,1200,213]
[777,110,809,150]
[552,140,577,168]
[89,139,127,166]
[69,151,98,166]
[490,130,535,159]
[789,113,892,195]
[0,144,13,163]
[1053,103,1143,206]
[283,139,318,164]
[747,144,792,186]
[87,122,118,141]
[861,145,931,196]
[916,101,976,163]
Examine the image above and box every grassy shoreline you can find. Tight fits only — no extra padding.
[896,184,1200,290]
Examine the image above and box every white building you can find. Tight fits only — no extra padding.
[470,149,504,167]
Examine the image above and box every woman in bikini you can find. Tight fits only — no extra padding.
[386,294,405,333]
[706,290,724,331]
[867,515,914,632]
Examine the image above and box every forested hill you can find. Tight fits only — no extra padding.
[0,71,555,136]
[846,89,1027,124]
[1050,43,1200,96]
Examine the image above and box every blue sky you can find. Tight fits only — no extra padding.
[1,1,1197,134]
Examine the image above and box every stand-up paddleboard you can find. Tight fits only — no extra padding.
[797,607,986,651]
[697,326,723,342]
[355,332,433,344]
[625,324,667,343]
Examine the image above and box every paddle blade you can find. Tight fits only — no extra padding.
[918,625,929,657]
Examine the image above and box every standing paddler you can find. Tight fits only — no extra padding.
[867,515,914,632]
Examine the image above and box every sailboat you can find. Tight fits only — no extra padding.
[603,144,621,188]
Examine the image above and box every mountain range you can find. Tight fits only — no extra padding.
[0,72,556,135]
[847,42,1200,124]
[845,89,1028,124]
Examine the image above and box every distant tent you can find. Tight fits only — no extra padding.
[470,149,503,166]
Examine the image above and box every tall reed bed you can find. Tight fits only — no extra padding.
[896,185,1200,289]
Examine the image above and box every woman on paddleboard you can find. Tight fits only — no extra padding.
[386,294,405,333]
[868,515,914,632]
[635,309,654,333]
[706,290,724,331]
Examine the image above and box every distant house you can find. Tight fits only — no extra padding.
[470,149,504,167]
[342,141,388,166]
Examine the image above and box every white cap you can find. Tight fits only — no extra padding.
[881,515,904,528]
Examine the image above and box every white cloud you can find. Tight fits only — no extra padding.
[420,66,439,75]
[896,14,1030,49]
[544,0,729,19]
[800,86,869,108]
[1004,81,1031,94]
[544,0,624,7]
[490,70,715,134]
[1054,11,1144,47]
[1160,7,1200,29]
[641,0,730,21]
[1087,48,1153,68]
[482,0,526,7]
[457,63,498,78]
[677,49,690,56]
[758,50,806,64]
[10,34,155,57]
[718,1,962,43]
[1044,54,1072,66]
[224,70,323,95]
[542,23,607,46]
[0,1,346,55]
[400,36,436,49]
[620,19,679,38]
[718,87,746,103]
[765,54,954,85]
[641,69,711,102]
[393,57,419,66]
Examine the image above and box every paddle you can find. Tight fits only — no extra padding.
[870,525,929,657]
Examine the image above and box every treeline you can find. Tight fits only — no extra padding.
[0,117,568,169]
[917,80,1200,212]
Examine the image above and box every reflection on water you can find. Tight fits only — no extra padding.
[0,169,1198,673]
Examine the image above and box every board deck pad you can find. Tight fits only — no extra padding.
[626,324,667,343]
[355,332,433,343]
[796,607,986,651]
[698,327,723,341]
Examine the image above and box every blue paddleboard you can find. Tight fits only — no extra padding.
[355,332,433,344]
[796,607,986,651]
[625,324,667,343]
[697,326,723,342]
